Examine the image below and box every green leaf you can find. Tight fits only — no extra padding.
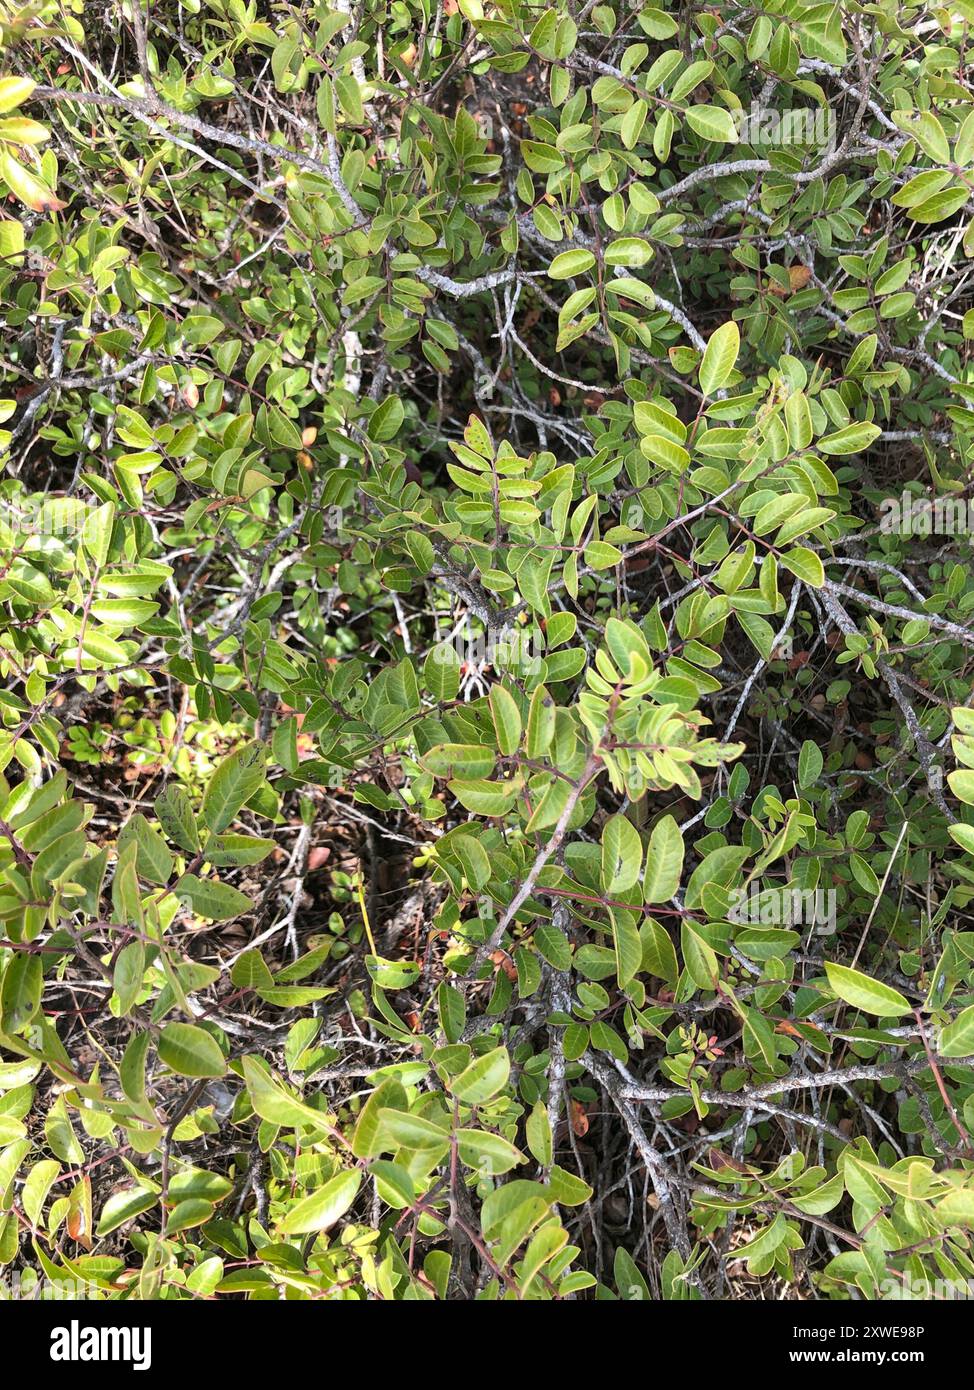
[271,716,298,772]
[640,917,679,988]
[798,740,824,791]
[534,922,573,970]
[523,139,564,174]
[891,169,954,209]
[583,540,622,569]
[120,1032,150,1105]
[643,815,684,903]
[241,1056,329,1130]
[525,684,555,758]
[955,109,974,167]
[423,743,496,778]
[948,770,974,806]
[791,1172,844,1216]
[368,1161,415,1209]
[175,874,253,921]
[685,105,739,143]
[379,1109,450,1153]
[113,941,145,1017]
[155,786,200,854]
[457,1129,525,1175]
[604,237,653,267]
[22,1159,60,1224]
[424,643,461,701]
[736,609,775,661]
[935,1189,974,1227]
[182,315,223,345]
[280,1170,361,1234]
[548,249,596,279]
[601,814,642,893]
[850,852,880,895]
[368,395,405,442]
[0,953,41,1034]
[480,1181,551,1250]
[784,390,813,450]
[230,949,274,991]
[525,1101,553,1166]
[670,59,713,103]
[335,73,364,124]
[89,598,158,626]
[893,110,950,164]
[817,422,882,455]
[682,918,718,990]
[448,778,519,815]
[79,628,130,666]
[948,822,974,852]
[45,1096,83,1163]
[489,684,522,756]
[699,321,740,395]
[167,1199,216,1233]
[621,98,647,149]
[548,1164,593,1205]
[97,1187,157,1237]
[939,1004,974,1058]
[640,433,690,473]
[203,834,275,867]
[81,501,116,567]
[453,833,491,890]
[450,1047,511,1104]
[780,546,824,587]
[158,1023,226,1078]
[735,1212,787,1264]
[117,813,174,885]
[437,981,466,1043]
[612,910,642,988]
[824,962,911,1017]
[201,742,266,833]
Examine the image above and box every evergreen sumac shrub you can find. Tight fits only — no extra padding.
[1,0,974,1303]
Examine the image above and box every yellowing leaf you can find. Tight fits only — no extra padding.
[0,77,35,114]
[0,149,64,212]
